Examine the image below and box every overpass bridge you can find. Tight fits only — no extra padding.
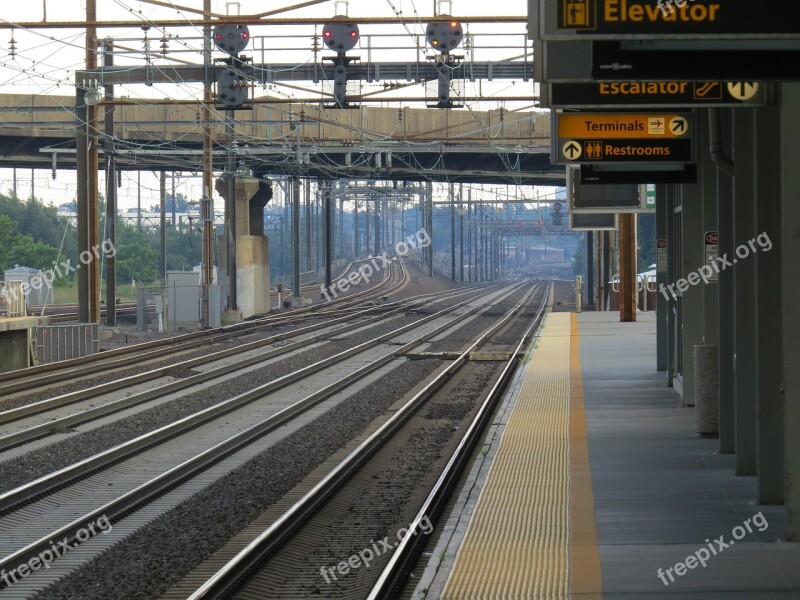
[0,93,560,185]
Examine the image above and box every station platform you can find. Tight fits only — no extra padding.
[413,311,800,598]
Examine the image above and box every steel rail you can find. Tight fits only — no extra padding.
[0,284,487,449]
[0,255,404,393]
[368,282,552,599]
[187,281,544,599]
[0,281,521,584]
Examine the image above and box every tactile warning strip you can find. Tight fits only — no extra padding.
[441,312,572,598]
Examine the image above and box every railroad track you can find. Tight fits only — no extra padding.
[0,255,408,397]
[183,281,550,599]
[0,283,494,453]
[0,281,524,598]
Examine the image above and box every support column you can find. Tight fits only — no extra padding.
[716,111,736,453]
[780,83,800,539]
[733,108,758,476]
[679,166,705,408]
[665,184,677,385]
[755,102,784,504]
[618,213,636,322]
[586,231,594,308]
[655,185,668,370]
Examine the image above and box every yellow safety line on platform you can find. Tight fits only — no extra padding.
[569,312,603,598]
[441,312,572,598]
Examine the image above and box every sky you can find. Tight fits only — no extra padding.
[0,1,556,212]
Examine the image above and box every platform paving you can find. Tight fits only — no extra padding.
[580,311,800,598]
[412,310,800,598]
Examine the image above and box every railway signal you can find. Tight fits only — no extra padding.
[212,24,252,108]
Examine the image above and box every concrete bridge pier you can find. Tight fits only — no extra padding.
[216,177,272,320]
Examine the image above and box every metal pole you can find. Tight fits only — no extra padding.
[467,188,472,282]
[137,171,142,232]
[305,179,312,272]
[315,184,321,271]
[374,200,379,256]
[225,109,237,311]
[324,181,333,289]
[426,181,433,277]
[171,172,176,229]
[103,40,116,326]
[354,198,359,257]
[292,177,301,298]
[160,171,167,281]
[459,183,464,282]
[200,0,213,327]
[365,195,371,254]
[76,86,89,323]
[450,183,456,281]
[339,195,344,258]
[78,0,100,323]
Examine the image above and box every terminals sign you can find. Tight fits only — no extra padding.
[557,112,693,164]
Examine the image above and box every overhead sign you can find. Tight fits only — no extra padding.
[570,212,618,231]
[541,0,800,39]
[548,81,766,108]
[567,166,652,213]
[591,43,800,81]
[556,112,693,164]
[580,164,698,184]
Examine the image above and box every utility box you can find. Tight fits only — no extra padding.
[4,266,53,306]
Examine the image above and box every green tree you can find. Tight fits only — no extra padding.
[115,221,160,284]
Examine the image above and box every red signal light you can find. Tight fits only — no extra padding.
[241,32,249,39]
[350,31,357,37]
[324,30,332,37]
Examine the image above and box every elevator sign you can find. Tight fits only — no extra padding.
[542,0,800,38]
[556,112,693,164]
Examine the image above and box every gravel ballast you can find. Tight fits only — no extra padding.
[0,288,505,493]
[32,286,533,599]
